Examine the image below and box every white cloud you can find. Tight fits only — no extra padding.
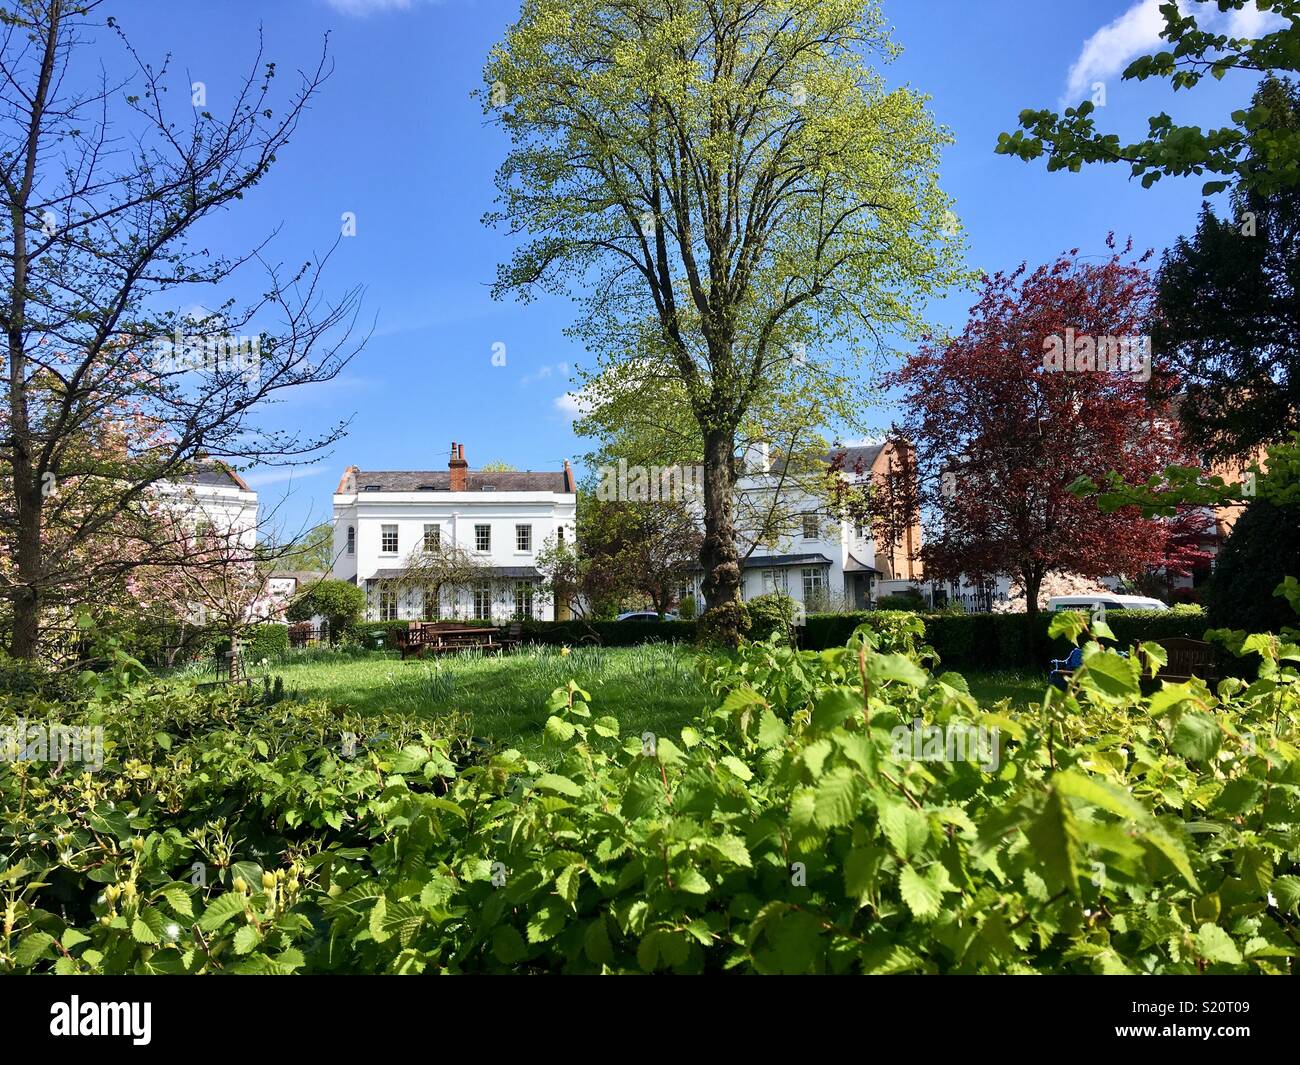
[520,362,571,388]
[554,390,592,421]
[1062,1,1284,104]
[1064,0,1169,103]
[242,465,329,488]
[323,0,420,16]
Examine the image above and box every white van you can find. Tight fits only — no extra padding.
[1047,594,1169,613]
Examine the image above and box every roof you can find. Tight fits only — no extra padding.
[349,470,571,493]
[741,552,833,570]
[844,554,882,574]
[769,444,886,477]
[828,444,885,475]
[368,566,542,580]
[176,462,251,491]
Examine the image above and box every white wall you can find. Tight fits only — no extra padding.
[332,490,576,622]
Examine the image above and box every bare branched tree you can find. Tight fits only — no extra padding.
[0,1,368,657]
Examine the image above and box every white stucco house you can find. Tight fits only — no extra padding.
[153,462,259,551]
[687,441,925,615]
[331,442,577,622]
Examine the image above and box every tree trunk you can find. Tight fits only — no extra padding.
[699,427,743,645]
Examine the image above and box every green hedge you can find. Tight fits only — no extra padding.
[798,607,1209,670]
[518,619,698,647]
[340,618,700,650]
[243,624,289,663]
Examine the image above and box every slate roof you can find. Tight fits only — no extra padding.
[741,552,833,569]
[352,470,570,493]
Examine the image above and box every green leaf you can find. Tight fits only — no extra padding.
[811,687,860,731]
[491,925,527,964]
[879,800,930,859]
[719,755,752,782]
[197,892,247,932]
[757,709,788,749]
[868,653,928,688]
[14,931,56,967]
[1194,923,1242,966]
[1172,710,1221,762]
[233,925,261,955]
[533,773,582,797]
[1027,790,1083,896]
[544,715,575,743]
[813,767,859,829]
[899,865,944,920]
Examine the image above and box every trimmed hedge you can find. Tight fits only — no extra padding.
[243,623,290,663]
[518,619,698,646]
[342,618,701,651]
[798,606,1209,670]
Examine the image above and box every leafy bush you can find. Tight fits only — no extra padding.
[243,624,289,664]
[677,595,697,621]
[801,607,1208,669]
[747,593,798,645]
[288,579,366,643]
[4,604,1298,974]
[1206,499,1300,635]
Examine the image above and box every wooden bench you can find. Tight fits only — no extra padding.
[1144,636,1220,685]
[1050,637,1219,689]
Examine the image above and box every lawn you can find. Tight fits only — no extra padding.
[189,644,1047,761]
[229,642,710,761]
[962,669,1049,712]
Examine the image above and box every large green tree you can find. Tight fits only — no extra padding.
[997,0,1300,197]
[484,0,963,643]
[1154,78,1300,462]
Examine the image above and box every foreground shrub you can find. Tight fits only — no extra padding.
[4,603,1298,974]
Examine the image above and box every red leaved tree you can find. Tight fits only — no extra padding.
[890,238,1198,618]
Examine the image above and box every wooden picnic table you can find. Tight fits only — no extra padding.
[398,623,502,660]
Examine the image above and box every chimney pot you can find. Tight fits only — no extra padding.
[449,440,468,490]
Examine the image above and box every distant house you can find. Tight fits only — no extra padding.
[331,442,577,622]
[688,439,924,613]
[250,570,324,622]
[153,462,258,550]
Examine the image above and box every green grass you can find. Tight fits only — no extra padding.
[962,668,1049,712]
[177,645,1047,760]
[223,643,710,762]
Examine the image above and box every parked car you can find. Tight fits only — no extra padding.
[1046,594,1168,613]
[615,610,677,622]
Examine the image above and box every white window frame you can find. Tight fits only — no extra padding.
[423,524,440,553]
[473,581,492,620]
[346,525,355,554]
[513,580,534,620]
[474,524,491,553]
[801,512,819,540]
[380,524,398,554]
[515,524,532,553]
[761,568,787,594]
[378,583,399,621]
[802,566,825,601]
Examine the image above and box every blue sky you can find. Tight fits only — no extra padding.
[110,0,1276,537]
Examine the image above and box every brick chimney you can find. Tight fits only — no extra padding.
[448,441,468,491]
[562,459,575,493]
